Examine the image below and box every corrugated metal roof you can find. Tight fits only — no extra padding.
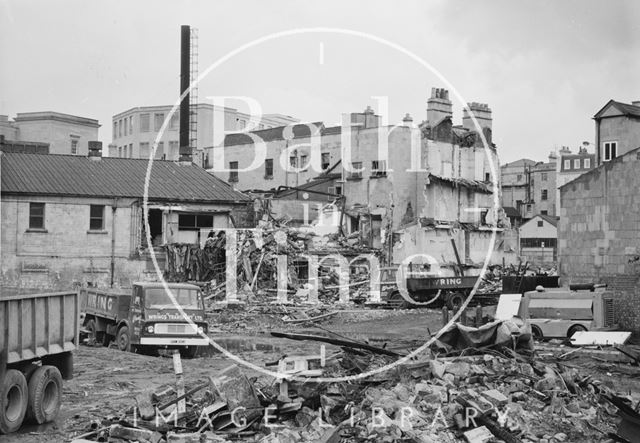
[0,152,250,203]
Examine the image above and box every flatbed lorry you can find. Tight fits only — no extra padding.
[0,291,78,434]
[80,282,209,358]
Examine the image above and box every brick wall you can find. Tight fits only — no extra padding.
[600,274,640,331]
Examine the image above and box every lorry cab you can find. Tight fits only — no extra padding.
[132,282,208,355]
[518,287,617,339]
[81,282,209,358]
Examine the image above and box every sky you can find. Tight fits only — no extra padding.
[1,0,639,164]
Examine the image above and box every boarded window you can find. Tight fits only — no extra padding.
[89,205,105,230]
[29,203,45,229]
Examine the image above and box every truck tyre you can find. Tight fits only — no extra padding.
[568,324,587,338]
[387,291,409,309]
[531,325,543,340]
[26,366,62,425]
[86,319,98,345]
[179,346,199,359]
[446,292,465,311]
[0,369,28,434]
[116,326,131,352]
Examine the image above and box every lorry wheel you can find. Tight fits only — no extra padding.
[116,326,131,352]
[387,291,409,309]
[179,346,199,359]
[568,324,587,338]
[446,292,465,311]
[26,366,62,425]
[531,325,543,340]
[0,369,28,434]
[86,319,97,345]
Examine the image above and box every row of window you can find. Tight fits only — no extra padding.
[113,113,180,139]
[228,153,333,182]
[114,141,182,158]
[226,156,388,183]
[28,203,105,231]
[562,157,592,171]
[520,238,557,248]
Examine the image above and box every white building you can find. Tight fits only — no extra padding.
[109,103,298,166]
[0,112,100,155]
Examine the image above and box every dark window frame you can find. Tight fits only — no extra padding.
[264,158,274,179]
[29,202,45,230]
[229,161,239,182]
[89,205,105,231]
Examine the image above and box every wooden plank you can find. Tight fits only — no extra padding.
[172,351,186,414]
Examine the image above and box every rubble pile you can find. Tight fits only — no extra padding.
[72,343,623,443]
[166,225,380,306]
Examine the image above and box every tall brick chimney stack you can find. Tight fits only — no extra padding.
[463,102,492,132]
[427,88,452,125]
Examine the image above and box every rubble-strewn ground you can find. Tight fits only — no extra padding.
[5,308,639,442]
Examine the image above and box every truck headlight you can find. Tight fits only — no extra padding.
[146,325,155,334]
[197,326,204,334]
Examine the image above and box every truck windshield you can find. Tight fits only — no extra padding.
[144,288,202,310]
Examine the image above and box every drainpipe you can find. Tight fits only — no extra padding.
[110,199,118,287]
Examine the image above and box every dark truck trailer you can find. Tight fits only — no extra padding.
[502,275,560,294]
[80,282,209,358]
[0,291,78,434]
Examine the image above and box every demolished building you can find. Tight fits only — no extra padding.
[206,88,516,270]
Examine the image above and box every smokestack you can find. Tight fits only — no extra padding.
[179,25,191,163]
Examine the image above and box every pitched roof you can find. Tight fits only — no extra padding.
[223,122,324,147]
[503,206,520,218]
[0,152,249,203]
[537,214,559,227]
[594,99,640,119]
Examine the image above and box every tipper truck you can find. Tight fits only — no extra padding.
[0,291,79,434]
[80,282,209,358]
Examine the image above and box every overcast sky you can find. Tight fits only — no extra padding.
[1,0,639,163]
